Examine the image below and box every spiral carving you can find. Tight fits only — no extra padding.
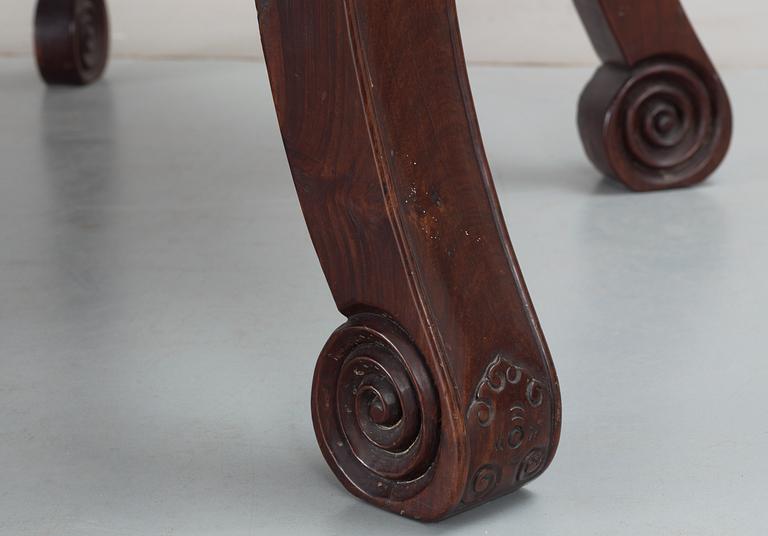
[312,314,440,501]
[620,62,713,172]
[464,464,501,503]
[579,58,731,191]
[34,0,110,85]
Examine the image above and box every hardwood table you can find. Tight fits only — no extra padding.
[32,0,732,522]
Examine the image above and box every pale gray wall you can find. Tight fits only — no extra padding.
[3,1,766,66]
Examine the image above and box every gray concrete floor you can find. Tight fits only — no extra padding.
[1,58,767,535]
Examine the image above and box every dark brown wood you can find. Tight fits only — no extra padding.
[575,0,733,191]
[256,0,561,521]
[35,0,110,85]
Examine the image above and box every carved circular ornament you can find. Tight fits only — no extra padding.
[580,58,732,191]
[311,314,440,502]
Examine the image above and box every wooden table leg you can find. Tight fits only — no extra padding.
[34,0,110,85]
[256,0,561,521]
[574,0,733,191]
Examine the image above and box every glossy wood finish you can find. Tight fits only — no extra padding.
[575,0,732,191]
[256,0,561,521]
[35,0,109,85]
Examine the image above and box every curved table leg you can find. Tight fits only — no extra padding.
[575,0,733,191]
[35,0,110,85]
[256,0,561,521]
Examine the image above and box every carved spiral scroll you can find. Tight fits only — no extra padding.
[312,314,440,501]
[34,0,110,85]
[464,464,501,504]
[578,59,732,191]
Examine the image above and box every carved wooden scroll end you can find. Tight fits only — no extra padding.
[35,0,110,85]
[575,0,732,191]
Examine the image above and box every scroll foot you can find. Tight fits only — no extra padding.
[575,0,732,191]
[35,0,110,85]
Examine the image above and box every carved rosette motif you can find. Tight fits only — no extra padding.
[463,355,553,504]
[311,314,440,502]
